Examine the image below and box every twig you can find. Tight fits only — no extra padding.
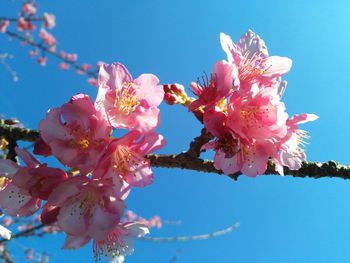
[4,30,98,78]
[141,222,240,242]
[1,122,350,180]
[0,224,45,244]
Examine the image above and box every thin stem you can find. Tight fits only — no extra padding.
[4,30,98,78]
[0,224,45,244]
[141,222,240,242]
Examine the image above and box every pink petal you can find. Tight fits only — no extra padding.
[133,74,164,107]
[63,234,91,249]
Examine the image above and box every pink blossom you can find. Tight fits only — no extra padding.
[22,3,37,15]
[274,114,319,174]
[58,62,69,70]
[12,164,68,200]
[47,177,125,240]
[37,57,47,66]
[39,29,56,46]
[93,131,165,187]
[77,63,91,74]
[33,137,52,157]
[65,53,78,61]
[0,20,9,33]
[95,63,164,132]
[25,249,34,260]
[43,13,56,29]
[29,49,38,57]
[17,17,35,31]
[189,60,236,111]
[93,222,149,261]
[88,78,98,87]
[226,85,288,143]
[39,94,112,175]
[163,83,188,105]
[0,150,42,216]
[1,217,13,227]
[220,30,292,92]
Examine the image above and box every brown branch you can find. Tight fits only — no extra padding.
[0,224,45,245]
[0,244,15,263]
[4,30,98,78]
[1,121,350,180]
[186,128,213,158]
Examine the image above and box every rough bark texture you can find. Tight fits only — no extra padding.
[1,121,349,180]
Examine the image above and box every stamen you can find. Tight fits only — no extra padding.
[114,82,140,115]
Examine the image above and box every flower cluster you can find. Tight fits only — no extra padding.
[0,63,165,261]
[189,30,318,177]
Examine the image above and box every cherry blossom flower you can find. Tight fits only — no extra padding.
[226,84,288,143]
[39,29,56,46]
[48,176,125,240]
[58,62,69,70]
[273,113,319,175]
[37,57,47,66]
[95,63,164,132]
[93,222,149,261]
[93,131,165,187]
[88,78,98,87]
[163,83,189,105]
[22,3,37,15]
[0,20,9,33]
[0,149,42,216]
[43,13,56,29]
[220,30,292,92]
[39,94,112,175]
[189,60,236,112]
[17,17,35,31]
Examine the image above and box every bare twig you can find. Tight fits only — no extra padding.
[0,224,45,244]
[4,30,98,78]
[141,222,240,242]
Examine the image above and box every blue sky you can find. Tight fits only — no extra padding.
[1,0,350,262]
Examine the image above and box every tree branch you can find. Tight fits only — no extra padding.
[141,222,240,242]
[4,30,98,78]
[1,121,350,180]
[0,224,45,245]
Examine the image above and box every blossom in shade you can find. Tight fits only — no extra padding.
[93,222,149,261]
[0,148,43,216]
[48,176,125,240]
[43,13,56,29]
[93,131,165,187]
[95,63,164,132]
[189,60,236,112]
[0,20,9,33]
[220,30,292,92]
[39,94,112,175]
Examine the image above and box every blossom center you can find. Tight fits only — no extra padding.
[113,146,143,176]
[115,82,140,115]
[239,53,269,81]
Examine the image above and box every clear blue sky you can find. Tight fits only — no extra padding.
[1,0,350,262]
